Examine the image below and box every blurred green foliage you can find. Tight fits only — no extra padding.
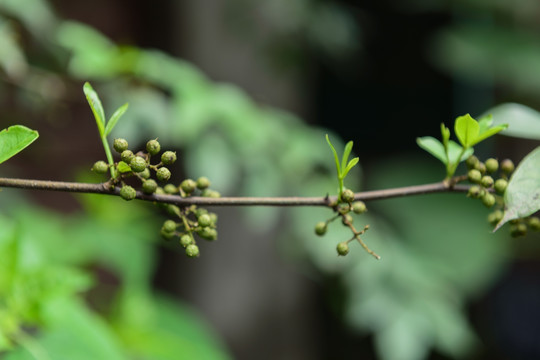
[0,0,523,359]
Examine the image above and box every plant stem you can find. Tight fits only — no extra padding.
[101,136,117,178]
[0,177,471,207]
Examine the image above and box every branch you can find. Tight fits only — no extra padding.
[0,177,471,207]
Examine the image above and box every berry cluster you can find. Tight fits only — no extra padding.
[314,189,379,259]
[465,155,540,237]
[92,138,220,257]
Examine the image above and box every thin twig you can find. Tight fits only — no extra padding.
[0,177,470,206]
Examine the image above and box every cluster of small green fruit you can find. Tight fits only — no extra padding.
[314,189,377,258]
[91,138,220,257]
[465,155,540,237]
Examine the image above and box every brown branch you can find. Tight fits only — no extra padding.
[0,177,471,207]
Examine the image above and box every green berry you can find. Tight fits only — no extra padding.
[180,234,193,247]
[198,213,212,227]
[142,179,158,194]
[121,150,135,164]
[130,156,147,173]
[139,168,151,179]
[510,223,527,237]
[162,220,177,233]
[500,159,515,174]
[467,185,483,199]
[185,244,200,258]
[208,212,218,224]
[196,176,211,190]
[352,201,367,214]
[342,214,353,225]
[494,179,508,194]
[201,189,220,198]
[485,158,499,173]
[180,179,197,194]
[487,210,504,226]
[527,216,540,231]
[341,189,355,203]
[160,227,175,240]
[337,203,350,215]
[113,138,129,153]
[528,217,540,231]
[336,242,349,256]
[481,175,494,188]
[166,204,181,216]
[92,160,109,174]
[120,185,136,201]
[161,151,177,165]
[481,193,496,208]
[466,155,479,169]
[156,167,171,182]
[146,139,161,156]
[195,208,208,217]
[315,222,327,236]
[164,184,178,194]
[197,227,217,241]
[468,169,482,183]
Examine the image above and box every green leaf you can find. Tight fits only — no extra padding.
[477,114,493,133]
[83,82,106,137]
[440,123,450,150]
[116,161,131,173]
[0,125,39,164]
[104,103,129,136]
[495,146,540,231]
[341,141,353,174]
[472,123,508,145]
[485,103,540,140]
[454,114,479,148]
[447,140,474,166]
[325,134,341,176]
[416,137,447,164]
[342,157,359,177]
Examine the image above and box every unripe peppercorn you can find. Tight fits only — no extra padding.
[315,222,327,236]
[485,158,499,173]
[487,210,504,226]
[481,193,496,208]
[121,150,135,164]
[208,212,218,224]
[467,185,483,199]
[164,184,178,194]
[161,151,177,165]
[475,162,487,174]
[156,167,171,182]
[120,185,136,201]
[352,201,367,214]
[130,156,147,173]
[113,138,129,153]
[336,242,350,256]
[198,213,212,227]
[500,159,515,174]
[198,227,217,240]
[162,220,177,233]
[342,214,353,225]
[528,217,540,231]
[341,189,355,203]
[160,228,175,240]
[180,234,193,247]
[510,223,527,237]
[139,168,151,179]
[196,176,211,190]
[468,169,482,183]
[166,204,181,216]
[201,189,220,198]
[337,204,350,215]
[185,244,200,258]
[466,155,479,169]
[481,176,494,188]
[146,139,161,156]
[92,160,109,174]
[142,179,158,194]
[180,179,197,194]
[494,179,508,194]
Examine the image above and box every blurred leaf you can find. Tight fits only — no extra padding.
[0,0,57,36]
[341,141,353,173]
[83,82,106,137]
[485,103,540,140]
[0,125,39,165]
[105,103,129,137]
[447,140,474,167]
[417,136,446,164]
[0,20,28,79]
[496,147,540,230]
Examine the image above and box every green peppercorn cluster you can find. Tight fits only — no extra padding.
[314,188,377,258]
[92,138,220,257]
